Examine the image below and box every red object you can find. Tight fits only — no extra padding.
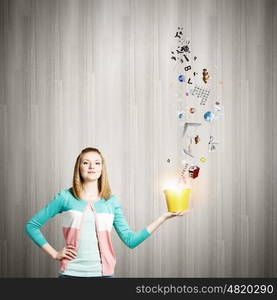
[189,166,200,179]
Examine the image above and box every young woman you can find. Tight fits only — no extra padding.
[25,147,187,278]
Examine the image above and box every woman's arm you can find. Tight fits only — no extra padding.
[25,192,64,248]
[113,197,151,248]
[112,196,190,248]
[41,243,59,259]
[146,211,189,234]
[25,191,77,261]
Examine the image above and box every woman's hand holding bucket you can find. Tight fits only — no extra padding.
[161,210,190,220]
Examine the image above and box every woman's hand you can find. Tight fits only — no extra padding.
[161,210,190,220]
[53,246,77,261]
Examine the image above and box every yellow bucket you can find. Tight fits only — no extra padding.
[163,189,191,212]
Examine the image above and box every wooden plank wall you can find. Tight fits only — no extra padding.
[0,0,276,277]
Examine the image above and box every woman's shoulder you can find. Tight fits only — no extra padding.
[106,194,121,206]
[54,187,84,210]
[53,187,74,202]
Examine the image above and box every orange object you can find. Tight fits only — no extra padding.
[189,107,196,113]
[202,68,210,84]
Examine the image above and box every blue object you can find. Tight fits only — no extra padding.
[178,75,185,82]
[204,111,214,122]
[178,112,184,119]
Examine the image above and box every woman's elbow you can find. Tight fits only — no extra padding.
[25,222,33,236]
[126,241,140,249]
[25,223,30,233]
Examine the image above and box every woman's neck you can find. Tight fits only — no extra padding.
[82,181,99,196]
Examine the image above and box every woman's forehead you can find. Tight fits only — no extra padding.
[81,152,102,161]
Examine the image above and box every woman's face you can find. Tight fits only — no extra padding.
[79,152,103,182]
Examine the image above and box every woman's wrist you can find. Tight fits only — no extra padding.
[41,243,58,260]
[147,215,166,234]
[52,250,58,260]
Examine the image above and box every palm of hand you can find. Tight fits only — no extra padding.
[163,210,190,219]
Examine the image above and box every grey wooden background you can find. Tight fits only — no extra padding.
[0,0,276,278]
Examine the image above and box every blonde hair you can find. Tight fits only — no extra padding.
[70,147,111,201]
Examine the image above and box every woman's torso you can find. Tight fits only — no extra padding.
[60,202,102,277]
